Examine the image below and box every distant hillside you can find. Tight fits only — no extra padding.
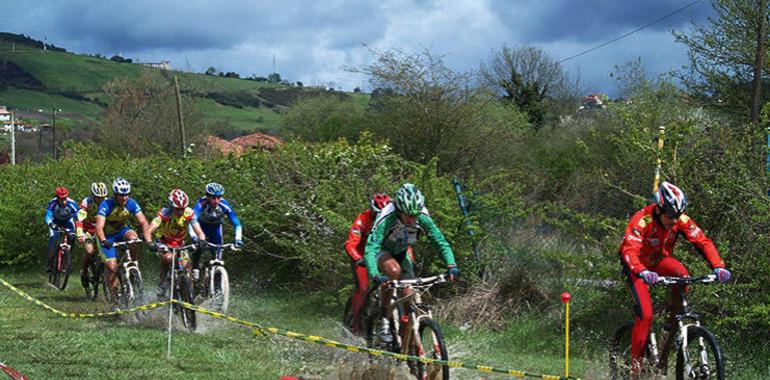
[0,32,367,133]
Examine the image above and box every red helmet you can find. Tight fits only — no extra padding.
[55,187,69,200]
[369,193,392,214]
[168,188,189,209]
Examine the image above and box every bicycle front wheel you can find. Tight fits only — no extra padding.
[211,266,229,313]
[675,325,724,380]
[411,318,449,380]
[57,247,72,290]
[176,275,197,331]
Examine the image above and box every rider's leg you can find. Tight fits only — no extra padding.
[626,267,654,374]
[350,261,369,333]
[652,257,689,324]
[81,242,94,287]
[100,234,120,304]
[124,230,140,264]
[47,228,59,272]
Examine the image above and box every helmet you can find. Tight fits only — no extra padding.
[54,187,69,199]
[656,181,687,217]
[369,193,391,214]
[112,178,131,195]
[205,182,225,197]
[395,183,425,216]
[91,182,108,197]
[168,188,189,209]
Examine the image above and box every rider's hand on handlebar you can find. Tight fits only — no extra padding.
[100,239,112,249]
[234,239,243,249]
[147,241,158,253]
[354,258,365,267]
[638,270,659,285]
[447,266,461,281]
[48,222,57,230]
[373,275,389,286]
[196,238,208,251]
[713,267,731,283]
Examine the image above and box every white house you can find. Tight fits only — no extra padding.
[0,106,10,122]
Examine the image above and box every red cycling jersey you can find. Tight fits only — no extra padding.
[345,210,376,262]
[619,204,725,274]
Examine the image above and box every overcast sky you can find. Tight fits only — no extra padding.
[0,0,713,95]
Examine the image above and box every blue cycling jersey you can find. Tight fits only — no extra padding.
[45,198,79,226]
[193,197,242,241]
[97,198,142,236]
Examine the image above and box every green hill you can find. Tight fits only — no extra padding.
[0,33,367,133]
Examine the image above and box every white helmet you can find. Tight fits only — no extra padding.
[112,178,131,195]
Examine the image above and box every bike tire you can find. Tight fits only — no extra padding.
[127,267,145,306]
[675,325,725,380]
[413,318,449,380]
[85,261,102,301]
[176,274,197,331]
[211,266,229,313]
[57,246,72,291]
[48,246,61,287]
[342,294,354,329]
[119,271,132,310]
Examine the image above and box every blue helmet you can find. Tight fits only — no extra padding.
[205,182,225,197]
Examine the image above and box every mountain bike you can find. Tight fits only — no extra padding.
[365,274,451,380]
[158,243,197,331]
[196,242,238,313]
[104,239,146,312]
[80,235,103,301]
[609,274,725,380]
[48,226,75,291]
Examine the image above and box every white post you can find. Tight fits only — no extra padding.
[166,249,176,358]
[10,110,15,165]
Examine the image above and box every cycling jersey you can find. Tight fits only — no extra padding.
[345,209,377,262]
[97,198,142,237]
[76,196,101,236]
[364,203,456,279]
[193,197,242,243]
[45,198,79,227]
[150,207,198,247]
[619,204,725,275]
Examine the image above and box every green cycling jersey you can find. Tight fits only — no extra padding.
[364,203,456,278]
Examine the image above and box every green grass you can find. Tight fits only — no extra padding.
[0,88,102,119]
[0,265,597,380]
[195,98,282,132]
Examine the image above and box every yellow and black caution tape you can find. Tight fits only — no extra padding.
[0,277,169,318]
[177,301,581,380]
[0,277,581,379]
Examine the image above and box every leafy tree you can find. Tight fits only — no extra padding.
[480,45,575,130]
[674,0,770,120]
[205,66,217,76]
[267,72,282,83]
[281,94,366,142]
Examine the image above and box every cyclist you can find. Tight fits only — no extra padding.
[191,182,242,281]
[344,193,414,335]
[44,187,79,273]
[95,178,151,306]
[145,189,207,299]
[76,182,109,290]
[619,181,731,373]
[364,183,460,342]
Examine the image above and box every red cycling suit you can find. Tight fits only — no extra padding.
[618,204,725,363]
[344,209,413,332]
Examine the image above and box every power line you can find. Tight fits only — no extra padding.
[558,0,703,63]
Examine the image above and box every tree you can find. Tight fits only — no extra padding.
[355,48,531,175]
[205,67,217,76]
[674,0,770,120]
[282,94,366,142]
[100,71,208,156]
[480,45,575,130]
[267,72,282,83]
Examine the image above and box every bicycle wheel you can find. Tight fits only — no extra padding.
[211,266,229,313]
[411,318,449,380]
[609,321,661,379]
[127,267,145,305]
[175,274,197,331]
[119,271,132,310]
[675,325,724,380]
[57,246,72,290]
[84,261,98,300]
[342,294,354,329]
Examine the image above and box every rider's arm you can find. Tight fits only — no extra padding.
[344,212,368,262]
[222,199,242,241]
[144,212,161,242]
[417,213,457,267]
[134,211,151,242]
[95,215,107,241]
[44,208,54,226]
[192,221,206,241]
[677,215,725,269]
[364,213,394,279]
[619,213,647,275]
[76,199,88,237]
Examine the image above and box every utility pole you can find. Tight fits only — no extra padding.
[751,0,767,126]
[173,76,186,156]
[10,110,15,165]
[51,106,57,159]
[272,54,276,74]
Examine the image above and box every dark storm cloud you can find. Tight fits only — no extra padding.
[490,0,713,43]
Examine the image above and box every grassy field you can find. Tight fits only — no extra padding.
[0,262,598,380]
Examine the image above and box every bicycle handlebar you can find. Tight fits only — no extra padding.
[205,242,240,251]
[656,274,717,286]
[157,244,197,253]
[388,274,449,289]
[111,239,144,248]
[53,226,75,234]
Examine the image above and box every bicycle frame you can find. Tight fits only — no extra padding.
[110,239,144,306]
[381,275,448,355]
[199,242,238,296]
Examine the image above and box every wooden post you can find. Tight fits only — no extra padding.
[51,107,56,160]
[173,76,186,156]
[10,110,15,165]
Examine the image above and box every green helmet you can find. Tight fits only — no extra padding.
[395,183,425,216]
